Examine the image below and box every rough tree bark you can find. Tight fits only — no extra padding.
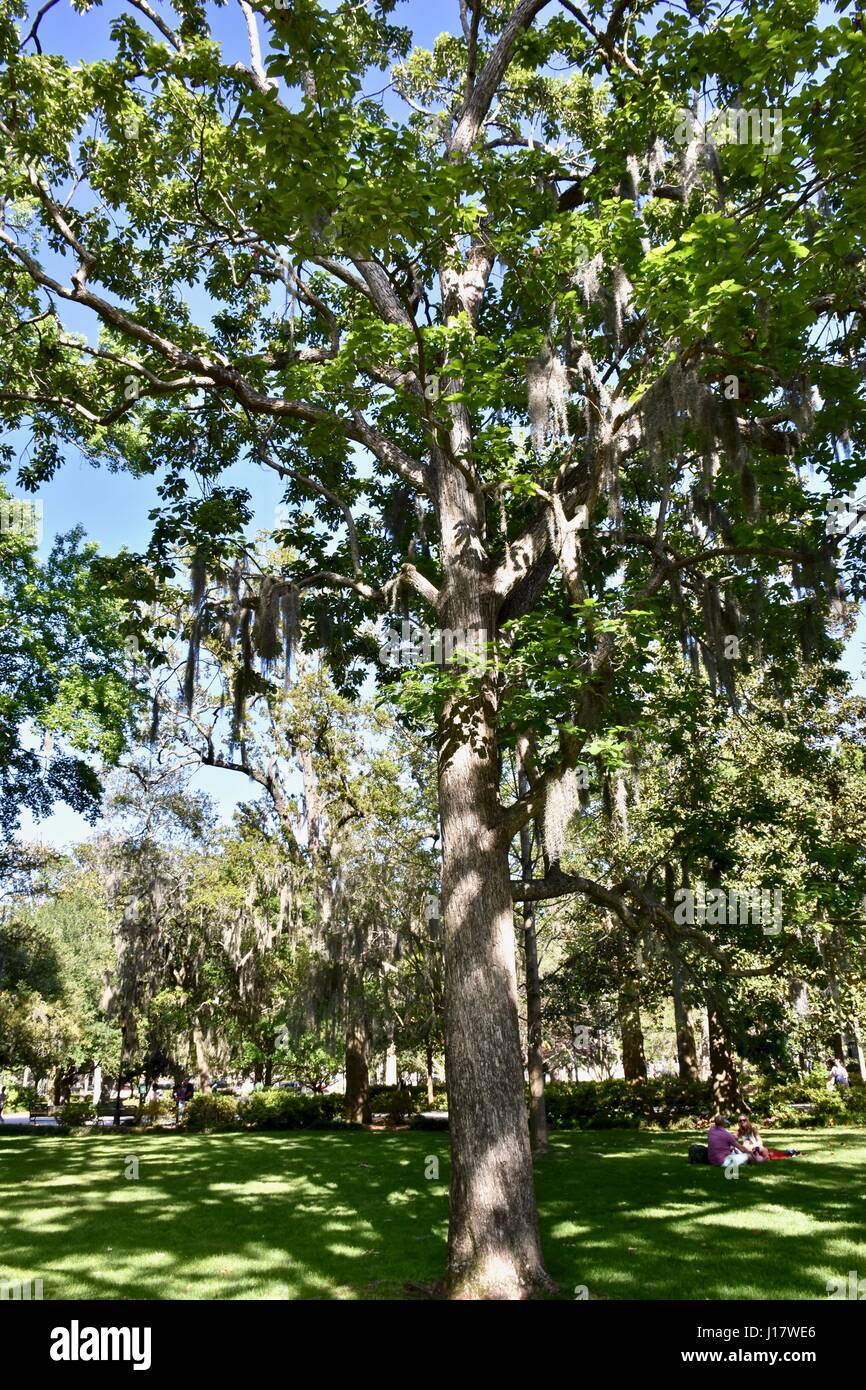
[707,993,741,1112]
[670,947,700,1082]
[192,1021,211,1092]
[617,928,648,1081]
[438,554,550,1297]
[344,1015,370,1125]
[519,768,549,1153]
[665,867,700,1081]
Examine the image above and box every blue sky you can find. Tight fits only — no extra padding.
[9,0,864,848]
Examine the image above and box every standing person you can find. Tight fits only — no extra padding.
[0,1083,6,1121]
[707,1114,751,1170]
[827,1058,850,1090]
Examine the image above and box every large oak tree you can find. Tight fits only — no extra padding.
[2,0,865,1295]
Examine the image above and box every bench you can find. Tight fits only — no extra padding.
[28,1105,55,1123]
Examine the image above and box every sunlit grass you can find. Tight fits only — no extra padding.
[0,1126,863,1299]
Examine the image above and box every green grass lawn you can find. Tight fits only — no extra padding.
[1,1126,864,1299]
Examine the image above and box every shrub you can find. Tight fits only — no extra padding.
[141,1096,175,1124]
[186,1092,239,1131]
[367,1084,448,1114]
[4,1084,41,1114]
[748,1067,865,1127]
[381,1088,413,1125]
[58,1101,96,1127]
[0,1122,70,1137]
[539,1078,713,1130]
[239,1089,342,1130]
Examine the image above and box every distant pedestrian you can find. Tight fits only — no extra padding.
[0,1084,6,1120]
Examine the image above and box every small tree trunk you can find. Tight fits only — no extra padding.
[345,1017,369,1124]
[851,1022,865,1082]
[519,773,549,1153]
[192,1022,211,1092]
[617,928,647,1081]
[707,993,741,1112]
[664,872,700,1081]
[670,956,700,1080]
[113,1026,128,1128]
[426,1038,435,1106]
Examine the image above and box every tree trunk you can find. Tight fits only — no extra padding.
[113,1072,124,1128]
[617,928,647,1081]
[672,981,700,1081]
[192,1022,211,1092]
[426,1038,435,1106]
[344,1017,369,1124]
[438,663,550,1298]
[618,985,647,1080]
[664,873,700,1082]
[707,993,741,1112]
[519,774,549,1153]
[851,1022,865,1083]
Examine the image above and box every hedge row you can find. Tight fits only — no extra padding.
[539,1078,713,1129]
[185,1089,343,1131]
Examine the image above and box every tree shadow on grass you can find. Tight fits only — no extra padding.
[2,1126,863,1301]
[0,1129,451,1300]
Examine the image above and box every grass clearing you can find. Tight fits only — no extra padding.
[1,1126,863,1299]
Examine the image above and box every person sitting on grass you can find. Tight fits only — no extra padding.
[737,1115,769,1161]
[708,1114,752,1169]
[737,1115,801,1160]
